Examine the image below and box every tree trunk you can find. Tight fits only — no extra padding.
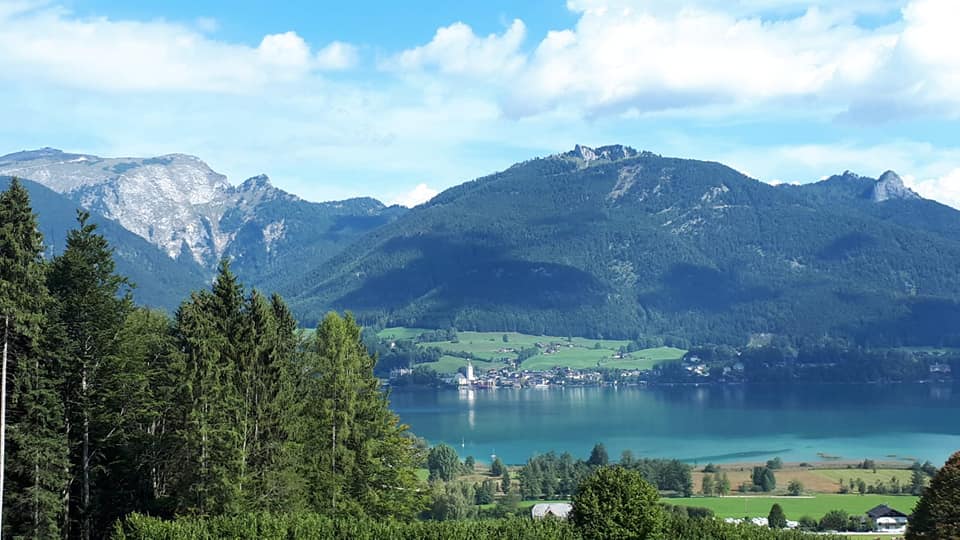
[0,314,7,534]
[82,365,90,540]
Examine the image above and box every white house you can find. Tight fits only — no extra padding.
[531,502,573,520]
[866,504,909,534]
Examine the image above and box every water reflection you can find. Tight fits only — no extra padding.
[391,383,960,465]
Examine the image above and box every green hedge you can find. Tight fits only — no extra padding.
[112,512,841,540]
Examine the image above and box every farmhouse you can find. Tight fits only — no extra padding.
[866,504,909,534]
[531,502,573,520]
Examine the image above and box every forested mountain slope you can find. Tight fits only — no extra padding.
[289,145,960,346]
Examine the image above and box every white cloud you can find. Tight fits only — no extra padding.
[389,183,439,207]
[390,19,526,78]
[0,6,357,93]
[257,31,312,69]
[315,41,358,70]
[385,0,959,121]
[506,5,899,116]
[905,168,960,209]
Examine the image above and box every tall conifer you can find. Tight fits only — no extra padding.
[0,178,68,539]
[48,211,133,540]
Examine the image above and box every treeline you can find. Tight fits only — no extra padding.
[0,179,424,539]
[676,339,960,383]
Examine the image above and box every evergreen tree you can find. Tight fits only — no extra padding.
[501,469,511,493]
[910,467,927,496]
[48,211,133,540]
[173,265,244,515]
[302,312,425,519]
[587,443,609,466]
[474,480,495,505]
[0,178,68,538]
[490,456,505,477]
[718,472,731,496]
[907,450,960,539]
[105,308,181,520]
[701,474,715,496]
[768,503,787,529]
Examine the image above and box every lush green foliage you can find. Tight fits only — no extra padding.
[113,511,840,540]
[428,443,462,482]
[570,466,665,539]
[907,450,960,539]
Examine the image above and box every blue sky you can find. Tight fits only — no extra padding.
[1,0,958,207]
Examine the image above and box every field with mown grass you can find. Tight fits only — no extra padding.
[667,493,919,520]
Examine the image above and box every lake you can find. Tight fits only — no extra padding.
[389,383,960,465]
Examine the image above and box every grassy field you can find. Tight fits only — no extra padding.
[693,467,921,495]
[668,493,919,520]
[378,326,432,340]
[814,468,917,487]
[420,355,502,375]
[377,327,685,373]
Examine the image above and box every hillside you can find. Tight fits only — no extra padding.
[289,145,960,346]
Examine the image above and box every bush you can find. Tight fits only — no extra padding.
[787,480,804,496]
[819,510,849,532]
[114,512,842,540]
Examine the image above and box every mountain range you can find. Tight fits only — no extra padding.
[0,148,405,310]
[3,144,959,346]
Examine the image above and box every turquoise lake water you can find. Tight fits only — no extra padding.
[389,383,960,466]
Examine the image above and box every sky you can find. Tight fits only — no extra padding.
[0,0,959,208]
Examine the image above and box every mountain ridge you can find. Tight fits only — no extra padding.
[285,145,960,346]
[4,144,958,346]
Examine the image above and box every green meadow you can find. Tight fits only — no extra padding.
[377,327,685,373]
[667,493,919,520]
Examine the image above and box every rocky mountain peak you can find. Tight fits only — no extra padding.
[239,174,273,191]
[561,144,640,165]
[872,170,920,202]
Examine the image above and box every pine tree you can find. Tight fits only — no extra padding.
[92,308,179,528]
[238,293,303,512]
[302,312,425,519]
[173,261,245,515]
[768,503,787,529]
[48,211,133,540]
[588,443,609,466]
[0,178,68,539]
[907,450,960,539]
[701,474,715,496]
